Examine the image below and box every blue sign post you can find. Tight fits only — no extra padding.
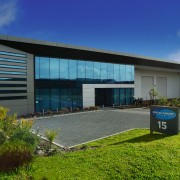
[150,106,179,135]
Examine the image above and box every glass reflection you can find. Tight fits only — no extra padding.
[35,56,134,112]
[51,89,59,110]
[39,89,50,111]
[86,61,93,82]
[40,57,49,79]
[126,65,132,82]
[114,64,120,83]
[35,57,40,79]
[60,59,69,79]
[120,65,126,82]
[108,63,114,82]
[69,60,77,80]
[78,60,85,80]
[50,58,59,79]
[101,63,108,83]
[120,88,126,105]
[93,62,101,82]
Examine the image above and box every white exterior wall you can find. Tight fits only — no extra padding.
[83,84,134,107]
[135,68,180,100]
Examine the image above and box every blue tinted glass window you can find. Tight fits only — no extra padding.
[60,88,71,108]
[126,88,131,104]
[0,51,26,57]
[114,64,120,83]
[101,63,108,83]
[72,88,80,108]
[114,88,120,105]
[131,66,134,82]
[51,89,59,110]
[50,58,59,79]
[108,63,114,81]
[120,88,126,105]
[40,57,50,79]
[131,88,134,103]
[126,65,132,82]
[39,89,50,111]
[35,55,135,111]
[120,65,126,82]
[94,62,101,83]
[35,89,40,112]
[86,61,93,81]
[60,59,69,79]
[35,57,40,79]
[72,88,82,108]
[78,60,85,79]
[69,60,77,80]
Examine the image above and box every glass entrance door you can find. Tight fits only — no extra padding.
[95,88,113,106]
[95,88,134,107]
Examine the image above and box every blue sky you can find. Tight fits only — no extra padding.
[0,0,180,62]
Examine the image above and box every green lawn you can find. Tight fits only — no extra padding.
[1,129,180,180]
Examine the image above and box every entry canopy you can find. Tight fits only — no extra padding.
[0,34,180,71]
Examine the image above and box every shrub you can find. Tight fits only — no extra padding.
[74,108,80,112]
[142,100,150,107]
[0,106,9,120]
[46,110,53,115]
[0,107,40,173]
[34,112,42,117]
[9,119,38,149]
[172,98,179,107]
[45,129,59,149]
[89,106,99,110]
[0,107,17,136]
[158,96,168,106]
[61,108,69,113]
[0,141,33,172]
[84,107,89,111]
[10,128,39,150]
[0,129,7,145]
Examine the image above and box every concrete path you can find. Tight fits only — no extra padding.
[32,108,150,147]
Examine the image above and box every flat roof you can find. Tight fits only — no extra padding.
[0,34,180,70]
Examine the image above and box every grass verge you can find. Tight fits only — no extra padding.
[1,129,180,179]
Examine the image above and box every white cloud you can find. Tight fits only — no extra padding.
[177,30,180,38]
[0,1,17,28]
[168,50,180,62]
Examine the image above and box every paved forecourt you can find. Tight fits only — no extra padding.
[32,108,150,148]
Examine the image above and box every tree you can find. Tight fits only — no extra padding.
[149,86,159,105]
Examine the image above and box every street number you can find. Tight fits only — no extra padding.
[158,121,167,130]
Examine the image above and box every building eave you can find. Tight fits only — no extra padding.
[0,34,180,70]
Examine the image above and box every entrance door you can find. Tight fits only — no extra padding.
[95,88,113,106]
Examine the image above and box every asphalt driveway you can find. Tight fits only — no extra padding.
[32,108,150,147]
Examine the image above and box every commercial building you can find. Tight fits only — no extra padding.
[0,35,180,115]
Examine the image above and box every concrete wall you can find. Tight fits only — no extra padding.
[135,68,180,100]
[83,84,134,107]
[0,44,34,115]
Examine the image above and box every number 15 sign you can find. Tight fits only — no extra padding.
[150,106,179,135]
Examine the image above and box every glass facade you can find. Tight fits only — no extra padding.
[35,57,134,112]
[95,88,134,106]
